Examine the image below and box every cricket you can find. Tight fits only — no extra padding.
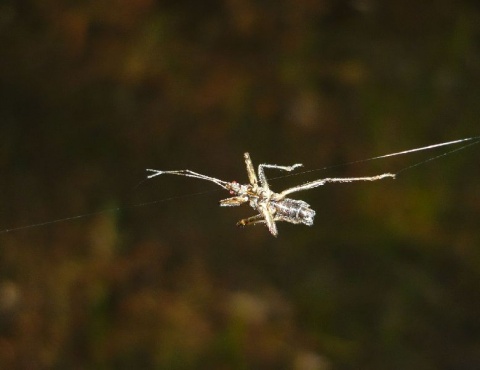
[147,136,479,237]
[1,136,479,236]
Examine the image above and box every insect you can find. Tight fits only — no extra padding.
[1,136,478,235]
[146,153,395,236]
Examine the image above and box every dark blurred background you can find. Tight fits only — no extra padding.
[1,1,479,369]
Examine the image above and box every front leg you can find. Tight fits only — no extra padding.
[244,153,258,187]
[219,195,248,207]
[258,163,303,189]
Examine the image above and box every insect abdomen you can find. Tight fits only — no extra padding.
[273,198,315,226]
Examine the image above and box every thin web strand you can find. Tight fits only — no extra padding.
[395,139,480,175]
[270,136,480,181]
[1,136,478,234]
[0,189,217,234]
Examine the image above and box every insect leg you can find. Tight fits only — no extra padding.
[219,195,249,207]
[238,214,307,225]
[236,214,264,226]
[279,173,395,198]
[259,202,278,237]
[237,208,278,237]
[258,163,303,188]
[244,153,258,187]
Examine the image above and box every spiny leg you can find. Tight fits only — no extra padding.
[237,214,301,226]
[146,169,229,189]
[258,163,303,189]
[220,195,248,207]
[237,214,302,226]
[259,202,278,237]
[237,205,278,236]
[236,214,264,227]
[279,173,395,198]
[243,153,258,187]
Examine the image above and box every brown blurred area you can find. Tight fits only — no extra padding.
[1,1,480,369]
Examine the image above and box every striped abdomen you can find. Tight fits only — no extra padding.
[272,198,315,226]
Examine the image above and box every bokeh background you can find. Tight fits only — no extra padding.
[1,1,480,369]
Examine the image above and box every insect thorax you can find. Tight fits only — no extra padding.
[271,198,315,226]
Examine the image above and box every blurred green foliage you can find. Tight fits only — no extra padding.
[0,0,479,369]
